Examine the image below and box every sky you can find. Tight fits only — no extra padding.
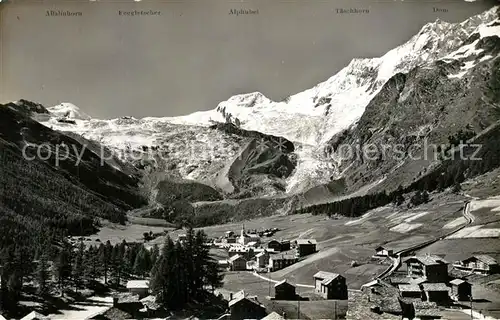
[0,0,498,118]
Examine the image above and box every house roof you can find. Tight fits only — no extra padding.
[115,293,141,304]
[274,279,295,288]
[228,254,246,262]
[398,284,421,292]
[261,312,285,320]
[296,239,317,245]
[228,296,264,309]
[140,295,162,310]
[420,283,449,292]
[313,271,340,281]
[375,246,387,251]
[390,277,412,285]
[470,255,498,265]
[406,255,448,266]
[256,251,268,257]
[20,311,48,320]
[0,315,6,320]
[232,290,246,301]
[126,280,149,289]
[450,279,468,286]
[271,254,296,261]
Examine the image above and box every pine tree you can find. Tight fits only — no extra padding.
[151,237,176,306]
[36,254,50,296]
[150,244,160,268]
[54,242,72,297]
[133,245,152,277]
[205,258,224,293]
[73,240,85,292]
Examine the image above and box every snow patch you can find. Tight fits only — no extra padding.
[446,225,500,239]
[404,211,429,223]
[48,102,91,120]
[390,223,423,233]
[443,217,467,229]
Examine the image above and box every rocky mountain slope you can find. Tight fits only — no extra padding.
[0,100,147,246]
[323,14,500,197]
[5,6,499,227]
[37,7,500,201]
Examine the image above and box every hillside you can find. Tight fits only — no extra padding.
[0,101,147,247]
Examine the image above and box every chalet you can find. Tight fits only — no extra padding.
[256,250,270,268]
[420,283,449,305]
[228,294,267,320]
[178,234,187,242]
[313,271,348,300]
[375,246,393,257]
[400,300,440,320]
[126,280,149,298]
[140,295,163,317]
[225,231,235,238]
[405,255,449,283]
[228,254,247,271]
[269,254,298,272]
[453,255,499,275]
[295,239,317,257]
[274,279,296,300]
[267,239,291,252]
[20,311,49,320]
[112,293,144,317]
[449,279,472,301]
[398,284,421,299]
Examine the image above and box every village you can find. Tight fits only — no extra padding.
[83,224,498,320]
[4,196,500,320]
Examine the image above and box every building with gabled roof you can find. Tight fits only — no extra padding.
[295,239,317,257]
[269,254,297,272]
[228,292,267,320]
[255,250,270,268]
[398,284,422,299]
[405,255,449,283]
[228,254,247,271]
[267,239,290,252]
[126,280,149,298]
[274,279,296,300]
[453,255,499,275]
[313,271,347,300]
[375,246,393,257]
[449,279,472,301]
[420,283,450,305]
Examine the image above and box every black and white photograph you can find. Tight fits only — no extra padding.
[1,0,500,319]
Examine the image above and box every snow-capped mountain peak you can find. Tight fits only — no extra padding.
[168,6,499,147]
[48,102,92,121]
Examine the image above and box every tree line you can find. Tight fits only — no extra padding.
[150,228,224,310]
[0,236,159,312]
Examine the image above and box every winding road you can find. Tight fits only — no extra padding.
[374,201,474,283]
[250,200,476,293]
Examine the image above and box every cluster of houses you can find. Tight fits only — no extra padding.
[218,226,318,273]
[226,271,348,320]
[365,248,500,319]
